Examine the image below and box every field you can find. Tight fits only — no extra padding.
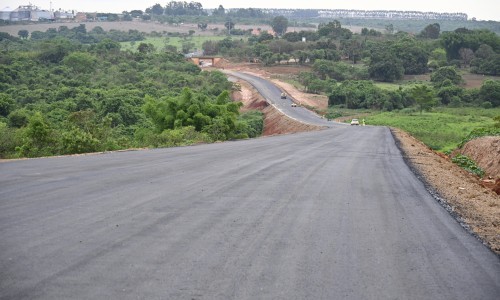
[364,107,500,152]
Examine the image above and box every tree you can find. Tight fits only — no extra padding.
[479,80,500,107]
[213,5,225,16]
[369,45,404,82]
[258,31,274,43]
[429,48,447,69]
[17,112,54,157]
[137,42,156,54]
[130,10,143,18]
[411,85,437,114]
[0,94,15,117]
[271,16,288,37]
[224,20,235,34]
[202,40,218,55]
[63,52,97,73]
[328,80,385,109]
[436,85,465,105]
[18,29,29,39]
[151,4,164,15]
[341,38,362,64]
[385,24,394,34]
[38,38,73,63]
[440,28,500,61]
[419,23,440,39]
[7,110,29,129]
[430,66,463,87]
[471,44,500,75]
[458,48,474,68]
[318,21,352,40]
[475,44,495,59]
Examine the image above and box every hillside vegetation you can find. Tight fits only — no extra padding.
[0,27,263,158]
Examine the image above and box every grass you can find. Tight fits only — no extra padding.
[365,107,500,152]
[121,36,233,52]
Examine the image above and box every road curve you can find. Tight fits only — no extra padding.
[1,126,499,299]
[225,70,335,127]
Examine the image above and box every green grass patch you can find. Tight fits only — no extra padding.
[121,36,232,52]
[365,107,500,152]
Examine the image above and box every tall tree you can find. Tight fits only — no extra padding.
[271,16,289,36]
[213,5,225,16]
[419,23,440,39]
[369,44,404,82]
[411,85,437,114]
[151,3,164,15]
[224,20,235,34]
[458,48,475,68]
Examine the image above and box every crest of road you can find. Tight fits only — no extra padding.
[1,72,499,299]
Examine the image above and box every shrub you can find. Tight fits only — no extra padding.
[452,154,485,177]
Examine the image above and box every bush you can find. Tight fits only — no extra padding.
[452,154,485,177]
[237,110,264,138]
[481,101,493,109]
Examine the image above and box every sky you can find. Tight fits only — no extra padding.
[2,0,499,21]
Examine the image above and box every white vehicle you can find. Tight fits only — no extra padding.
[350,119,360,125]
[280,92,287,99]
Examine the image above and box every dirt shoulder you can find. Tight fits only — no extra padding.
[392,128,499,254]
[230,63,499,255]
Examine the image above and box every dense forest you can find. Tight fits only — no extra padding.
[0,27,264,158]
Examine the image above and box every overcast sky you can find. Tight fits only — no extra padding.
[2,0,499,21]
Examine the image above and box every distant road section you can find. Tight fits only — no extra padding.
[225,70,334,127]
[1,126,499,299]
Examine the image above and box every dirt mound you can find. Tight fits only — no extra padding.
[261,105,323,135]
[459,136,500,179]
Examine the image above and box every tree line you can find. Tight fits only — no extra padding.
[197,18,499,111]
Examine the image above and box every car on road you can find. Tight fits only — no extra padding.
[280,92,287,99]
[291,103,297,107]
[350,119,360,125]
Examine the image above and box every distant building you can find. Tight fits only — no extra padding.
[54,11,74,20]
[0,4,77,21]
[0,4,55,21]
[75,12,87,22]
[0,6,14,21]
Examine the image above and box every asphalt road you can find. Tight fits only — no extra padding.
[225,70,334,127]
[1,126,499,299]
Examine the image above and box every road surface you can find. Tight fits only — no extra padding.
[1,125,499,299]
